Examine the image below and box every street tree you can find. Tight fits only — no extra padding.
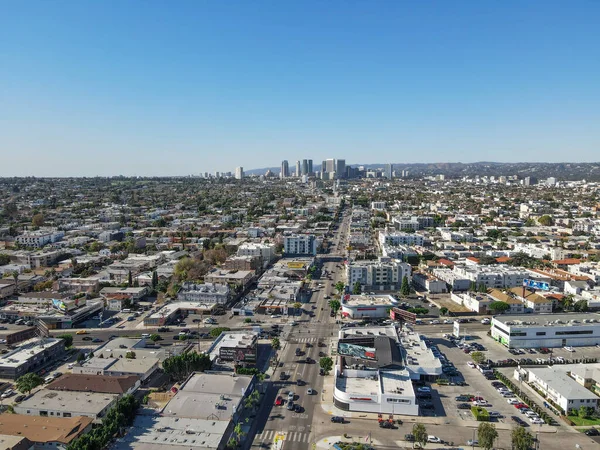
[319,356,333,375]
[439,307,448,316]
[334,281,345,295]
[16,373,43,395]
[352,281,362,295]
[400,276,411,297]
[412,423,428,448]
[57,333,74,348]
[477,422,498,450]
[471,351,486,365]
[271,337,281,350]
[511,426,534,450]
[328,299,341,317]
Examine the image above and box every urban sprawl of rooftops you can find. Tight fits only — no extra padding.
[1,161,600,449]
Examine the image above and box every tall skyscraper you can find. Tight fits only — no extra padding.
[280,160,289,178]
[302,159,309,175]
[295,160,301,177]
[307,159,313,174]
[325,159,335,173]
[335,159,346,179]
[235,167,244,180]
[384,163,393,179]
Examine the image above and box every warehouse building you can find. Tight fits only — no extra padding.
[491,313,600,348]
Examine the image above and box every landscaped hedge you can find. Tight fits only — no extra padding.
[472,406,490,421]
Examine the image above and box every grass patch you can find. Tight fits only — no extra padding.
[568,415,600,426]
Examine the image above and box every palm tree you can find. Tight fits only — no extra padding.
[562,294,575,311]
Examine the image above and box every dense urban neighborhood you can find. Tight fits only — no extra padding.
[1,165,600,450]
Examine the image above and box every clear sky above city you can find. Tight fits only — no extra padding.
[1,1,599,176]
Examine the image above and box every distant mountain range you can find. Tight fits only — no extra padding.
[245,162,600,181]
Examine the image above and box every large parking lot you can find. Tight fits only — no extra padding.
[414,330,600,427]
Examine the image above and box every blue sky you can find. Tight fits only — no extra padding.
[1,1,599,176]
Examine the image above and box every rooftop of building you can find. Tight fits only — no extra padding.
[181,372,254,396]
[16,389,118,415]
[0,414,92,444]
[528,366,599,400]
[487,289,523,304]
[179,282,230,293]
[112,415,229,450]
[205,269,254,279]
[46,374,139,394]
[493,312,600,328]
[508,287,551,304]
[343,294,398,307]
[380,369,414,396]
[0,338,63,368]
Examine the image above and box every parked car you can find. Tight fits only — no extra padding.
[331,416,344,423]
[467,439,479,446]
[511,415,528,427]
[585,428,599,436]
[427,436,442,443]
[457,403,471,410]
[286,402,294,410]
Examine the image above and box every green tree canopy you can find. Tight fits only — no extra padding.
[412,423,428,448]
[163,352,212,381]
[328,299,341,317]
[477,422,498,450]
[538,215,554,226]
[352,281,362,295]
[400,276,411,297]
[319,356,333,375]
[210,327,231,338]
[489,301,510,314]
[16,373,43,395]
[511,426,534,450]
[57,333,74,348]
[471,351,486,365]
[271,337,281,350]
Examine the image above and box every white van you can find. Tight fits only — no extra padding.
[121,309,132,313]
[141,333,150,338]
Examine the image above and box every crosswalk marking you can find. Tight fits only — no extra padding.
[294,337,318,343]
[254,430,310,443]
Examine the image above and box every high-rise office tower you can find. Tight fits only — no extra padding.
[384,163,393,179]
[335,159,346,179]
[302,159,309,175]
[307,159,313,174]
[281,160,289,178]
[296,160,301,177]
[325,159,335,173]
[235,167,244,180]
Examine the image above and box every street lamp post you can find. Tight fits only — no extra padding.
[472,428,476,450]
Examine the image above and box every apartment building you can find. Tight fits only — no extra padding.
[283,234,317,256]
[15,230,64,248]
[237,242,276,268]
[346,257,412,291]
[177,282,230,304]
[378,230,424,247]
[453,264,529,289]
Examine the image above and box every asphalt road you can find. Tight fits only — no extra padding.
[249,214,350,450]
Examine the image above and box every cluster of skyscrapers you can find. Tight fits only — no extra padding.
[280,158,348,180]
